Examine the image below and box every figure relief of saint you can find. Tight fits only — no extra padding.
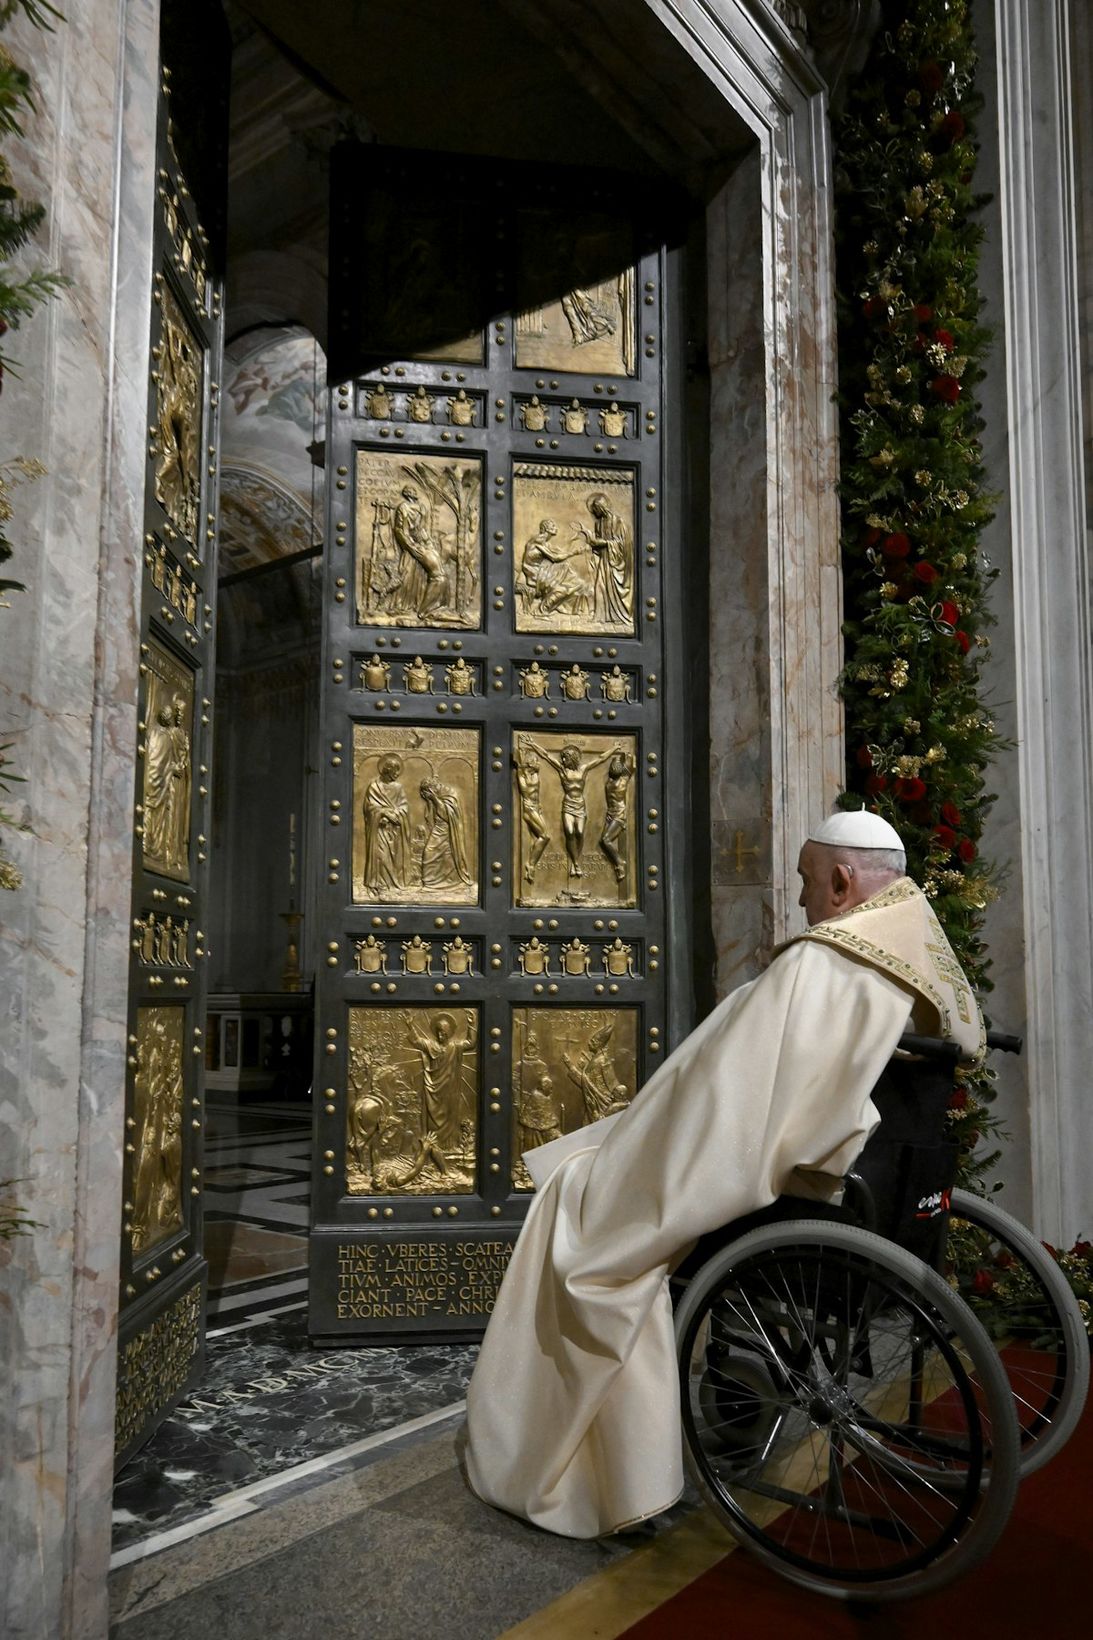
[577,492,632,627]
[143,688,192,877]
[390,484,451,617]
[402,1009,477,1154]
[563,1019,630,1125]
[363,755,411,893]
[417,779,471,891]
[131,1015,184,1251]
[518,1073,562,1151]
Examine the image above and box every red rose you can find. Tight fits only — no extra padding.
[930,374,961,403]
[995,1250,1016,1270]
[955,630,971,654]
[862,296,886,320]
[894,776,927,802]
[948,1087,968,1110]
[855,745,874,769]
[958,838,977,862]
[933,825,957,850]
[882,531,912,558]
[863,526,883,547]
[1072,1239,1092,1259]
[913,562,940,584]
[1042,1242,1058,1259]
[912,304,934,323]
[912,330,929,355]
[941,801,962,827]
[864,774,888,795]
[971,1268,995,1296]
[0,317,8,337]
[939,600,959,626]
[919,59,945,93]
[939,110,966,145]
[933,328,956,352]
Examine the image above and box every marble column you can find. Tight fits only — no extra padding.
[0,4,160,1637]
[981,0,1093,1243]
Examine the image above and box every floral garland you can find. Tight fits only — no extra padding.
[832,0,1003,1177]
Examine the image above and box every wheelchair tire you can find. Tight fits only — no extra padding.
[676,1219,1019,1602]
[946,1187,1090,1476]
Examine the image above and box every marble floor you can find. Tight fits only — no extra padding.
[203,1097,311,1324]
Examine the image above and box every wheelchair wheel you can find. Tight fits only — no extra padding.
[676,1220,1019,1601]
[945,1187,1089,1476]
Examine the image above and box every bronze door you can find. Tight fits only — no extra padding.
[115,62,225,1466]
[311,147,692,1342]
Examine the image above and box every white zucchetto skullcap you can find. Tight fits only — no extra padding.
[808,810,905,851]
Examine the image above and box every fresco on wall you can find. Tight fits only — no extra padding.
[219,325,325,575]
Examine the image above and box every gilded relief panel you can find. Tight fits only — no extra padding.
[355,449,482,630]
[511,1007,638,1189]
[354,189,485,365]
[512,464,635,635]
[352,725,480,905]
[515,210,636,377]
[347,1005,479,1194]
[130,1005,186,1254]
[512,729,637,907]
[153,277,203,545]
[141,640,195,883]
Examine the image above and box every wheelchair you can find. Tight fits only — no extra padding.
[672,1030,1090,1602]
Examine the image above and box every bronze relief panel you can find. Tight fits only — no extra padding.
[512,464,635,635]
[511,1006,638,1190]
[355,449,482,630]
[153,277,204,546]
[141,639,195,883]
[130,1005,186,1254]
[512,729,637,908]
[347,1004,479,1194]
[352,724,479,905]
[514,209,636,378]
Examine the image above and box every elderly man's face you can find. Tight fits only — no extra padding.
[797,842,849,927]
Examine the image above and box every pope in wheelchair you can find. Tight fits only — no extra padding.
[465,810,1087,1599]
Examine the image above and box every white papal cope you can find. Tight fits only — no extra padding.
[465,878,983,1538]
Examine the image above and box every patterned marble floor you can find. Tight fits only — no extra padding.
[203,1097,311,1324]
[111,1308,479,1558]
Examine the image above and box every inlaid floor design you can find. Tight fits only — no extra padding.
[111,1309,479,1557]
[203,1098,311,1322]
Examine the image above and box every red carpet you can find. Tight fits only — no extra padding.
[620,1366,1092,1639]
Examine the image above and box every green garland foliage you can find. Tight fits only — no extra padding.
[833,0,1002,1177]
[0,0,64,891]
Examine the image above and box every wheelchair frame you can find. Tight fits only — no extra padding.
[673,1029,1089,1601]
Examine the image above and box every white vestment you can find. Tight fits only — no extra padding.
[465,879,982,1539]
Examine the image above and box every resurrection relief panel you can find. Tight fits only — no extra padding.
[313,146,680,1342]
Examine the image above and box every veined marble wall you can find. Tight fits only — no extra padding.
[0,4,161,1638]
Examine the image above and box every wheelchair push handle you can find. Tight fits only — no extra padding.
[896,1028,1024,1061]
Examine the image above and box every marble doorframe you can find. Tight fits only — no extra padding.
[654,0,843,986]
[0,2,843,1635]
[0,3,162,1637]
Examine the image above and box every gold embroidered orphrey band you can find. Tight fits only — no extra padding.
[783,876,985,1058]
